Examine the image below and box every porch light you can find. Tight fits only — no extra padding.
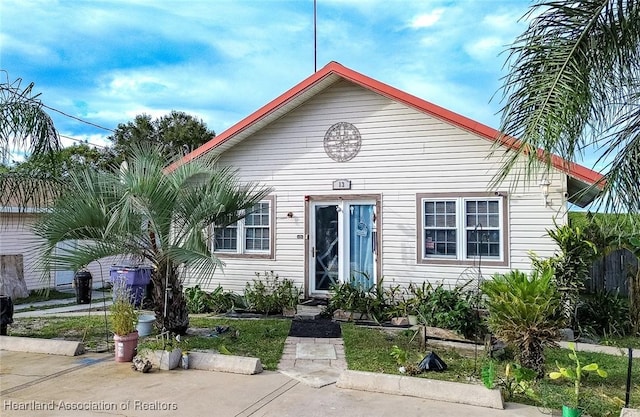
[539,177,551,207]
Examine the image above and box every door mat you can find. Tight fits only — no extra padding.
[288,319,341,338]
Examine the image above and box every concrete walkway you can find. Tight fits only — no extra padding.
[0,350,549,417]
[277,336,347,387]
[13,291,112,318]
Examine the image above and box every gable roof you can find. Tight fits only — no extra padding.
[172,61,604,206]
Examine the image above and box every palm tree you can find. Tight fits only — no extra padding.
[496,0,640,214]
[34,146,270,334]
[1,72,62,209]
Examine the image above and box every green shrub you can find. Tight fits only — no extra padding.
[208,286,242,313]
[576,291,630,338]
[326,276,390,321]
[185,285,210,314]
[185,285,242,314]
[415,282,483,339]
[244,271,301,315]
[482,268,564,377]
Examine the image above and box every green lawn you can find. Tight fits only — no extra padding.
[8,315,112,351]
[13,289,75,305]
[148,317,291,370]
[599,335,640,349]
[8,316,291,371]
[342,324,640,417]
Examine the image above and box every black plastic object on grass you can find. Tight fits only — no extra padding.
[208,325,230,337]
[418,351,448,372]
[0,295,14,335]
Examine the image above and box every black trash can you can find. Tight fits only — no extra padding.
[0,295,14,336]
[74,271,93,304]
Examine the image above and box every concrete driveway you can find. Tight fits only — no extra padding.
[0,350,551,417]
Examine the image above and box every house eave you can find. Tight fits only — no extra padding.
[172,61,605,191]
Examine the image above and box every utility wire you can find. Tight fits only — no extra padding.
[41,103,115,132]
[1,81,116,133]
[60,134,109,149]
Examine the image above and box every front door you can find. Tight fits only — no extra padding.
[309,200,377,294]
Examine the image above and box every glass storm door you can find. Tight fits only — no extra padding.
[348,204,375,288]
[310,201,376,294]
[313,204,340,292]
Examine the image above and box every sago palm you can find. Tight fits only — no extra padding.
[34,146,270,334]
[496,0,640,214]
[482,268,564,377]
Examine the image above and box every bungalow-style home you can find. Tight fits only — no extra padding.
[176,61,603,298]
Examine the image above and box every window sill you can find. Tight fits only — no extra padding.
[213,252,273,260]
[418,258,509,267]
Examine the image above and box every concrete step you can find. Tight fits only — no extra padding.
[295,304,325,320]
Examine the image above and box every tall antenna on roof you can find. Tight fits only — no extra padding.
[314,0,317,72]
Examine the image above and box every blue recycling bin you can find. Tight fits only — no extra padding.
[110,266,152,307]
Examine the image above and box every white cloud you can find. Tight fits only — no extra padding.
[1,0,537,151]
[483,11,524,31]
[409,8,445,28]
[0,33,57,62]
[464,36,505,61]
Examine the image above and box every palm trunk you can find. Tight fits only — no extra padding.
[151,261,189,335]
[520,341,546,378]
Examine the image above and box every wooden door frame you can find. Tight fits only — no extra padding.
[304,194,382,298]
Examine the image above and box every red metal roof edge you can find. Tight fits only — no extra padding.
[172,61,604,186]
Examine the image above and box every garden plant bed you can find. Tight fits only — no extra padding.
[341,324,640,417]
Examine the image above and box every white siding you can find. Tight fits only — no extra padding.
[0,212,126,291]
[187,80,568,293]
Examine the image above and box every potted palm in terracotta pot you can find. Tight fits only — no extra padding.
[111,277,139,362]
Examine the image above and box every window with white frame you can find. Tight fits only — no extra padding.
[213,199,273,255]
[419,194,507,264]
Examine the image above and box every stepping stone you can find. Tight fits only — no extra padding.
[296,343,336,360]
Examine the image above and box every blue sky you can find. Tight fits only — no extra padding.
[1,0,533,154]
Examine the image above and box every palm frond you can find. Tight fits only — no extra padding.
[0,171,65,210]
[495,0,640,213]
[0,72,60,161]
[34,146,270,291]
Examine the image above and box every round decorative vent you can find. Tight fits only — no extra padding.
[323,122,361,162]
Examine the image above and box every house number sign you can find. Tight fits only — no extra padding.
[333,179,351,190]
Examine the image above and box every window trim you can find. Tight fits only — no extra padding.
[416,192,509,267]
[212,196,275,259]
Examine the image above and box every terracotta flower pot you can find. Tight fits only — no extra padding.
[113,331,139,362]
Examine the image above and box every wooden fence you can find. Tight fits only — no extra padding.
[586,249,638,296]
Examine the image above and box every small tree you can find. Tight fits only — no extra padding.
[482,268,564,377]
[35,145,270,334]
[531,222,598,327]
[109,111,214,164]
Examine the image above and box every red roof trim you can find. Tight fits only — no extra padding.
[172,62,604,186]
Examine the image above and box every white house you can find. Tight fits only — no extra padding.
[0,207,116,296]
[176,62,603,298]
